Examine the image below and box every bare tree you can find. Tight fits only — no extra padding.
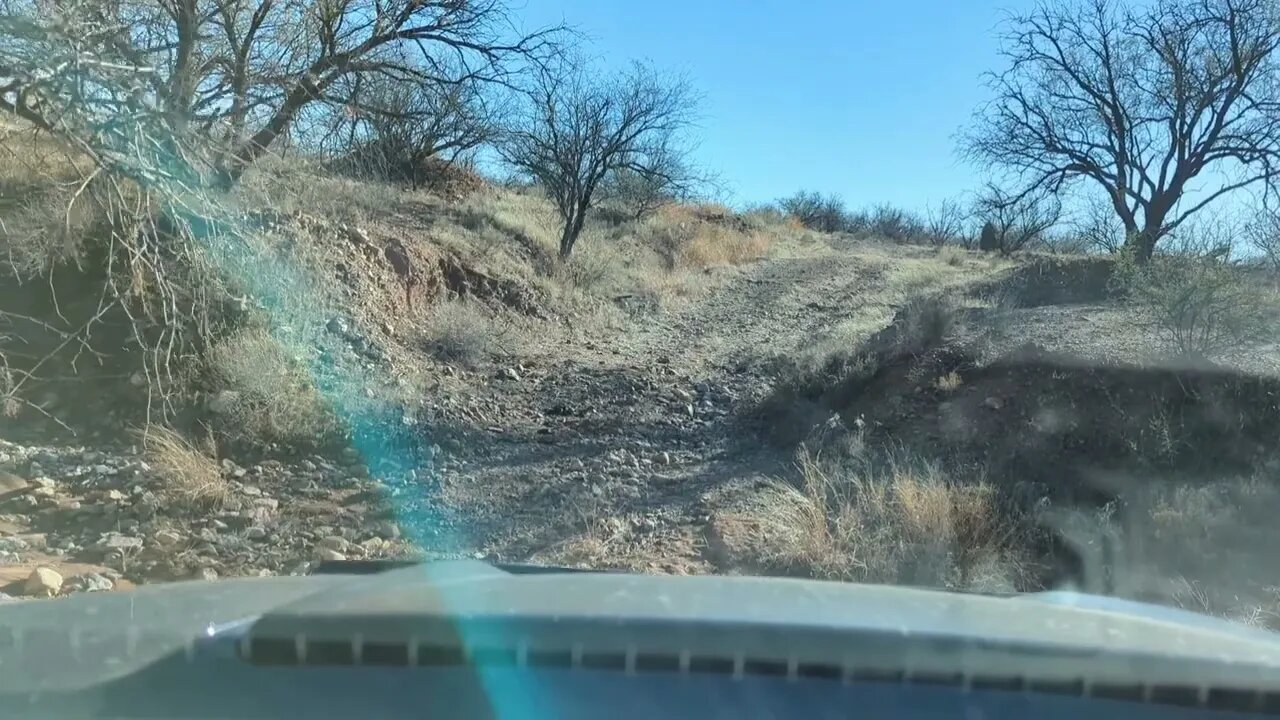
[963,0,1280,261]
[500,61,699,258]
[0,0,561,189]
[324,74,499,188]
[1245,204,1280,271]
[1073,193,1128,254]
[973,184,1063,254]
[778,190,847,232]
[924,198,969,246]
[598,147,707,222]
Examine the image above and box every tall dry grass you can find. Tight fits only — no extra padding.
[753,447,1028,591]
[640,204,775,269]
[140,425,228,509]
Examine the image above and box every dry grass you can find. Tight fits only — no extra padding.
[934,370,963,391]
[204,326,335,447]
[751,447,1027,591]
[140,425,228,509]
[422,298,500,366]
[533,500,706,575]
[455,187,561,265]
[539,514,631,568]
[640,204,775,269]
[236,154,403,227]
[0,125,104,276]
[936,245,967,267]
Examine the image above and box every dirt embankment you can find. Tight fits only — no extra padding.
[748,258,1280,617]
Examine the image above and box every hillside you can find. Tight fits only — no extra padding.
[0,152,1278,628]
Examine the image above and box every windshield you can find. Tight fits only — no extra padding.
[0,0,1278,635]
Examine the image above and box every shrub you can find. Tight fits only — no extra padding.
[556,240,625,291]
[205,327,336,447]
[423,299,497,365]
[778,190,847,232]
[936,245,965,266]
[1127,255,1274,359]
[867,203,925,242]
[753,448,1027,590]
[889,292,963,356]
[923,199,968,246]
[140,426,228,510]
[639,205,773,269]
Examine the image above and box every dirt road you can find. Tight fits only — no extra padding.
[430,238,914,572]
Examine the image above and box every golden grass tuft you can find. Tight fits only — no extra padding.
[643,204,775,269]
[934,370,963,392]
[750,448,1024,591]
[140,426,228,509]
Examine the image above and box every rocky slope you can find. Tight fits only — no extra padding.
[0,437,416,599]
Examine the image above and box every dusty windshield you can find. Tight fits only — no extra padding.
[0,0,1277,629]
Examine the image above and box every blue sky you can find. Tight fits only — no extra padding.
[519,0,1039,210]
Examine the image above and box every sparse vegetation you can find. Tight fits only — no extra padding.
[1127,254,1275,359]
[0,0,1277,629]
[778,191,848,233]
[204,327,336,448]
[752,447,1028,590]
[423,300,500,366]
[971,184,1061,255]
[141,426,228,510]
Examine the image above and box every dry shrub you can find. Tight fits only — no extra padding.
[236,154,403,227]
[205,327,335,447]
[141,426,227,509]
[753,448,1025,591]
[538,512,631,569]
[1123,253,1277,359]
[423,299,497,365]
[0,127,113,275]
[637,204,774,269]
[936,245,966,267]
[934,370,963,391]
[886,292,964,356]
[555,239,626,292]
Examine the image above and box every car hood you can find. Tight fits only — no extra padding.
[0,561,1277,696]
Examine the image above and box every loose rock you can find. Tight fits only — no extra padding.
[66,573,113,593]
[25,567,62,597]
[314,547,346,562]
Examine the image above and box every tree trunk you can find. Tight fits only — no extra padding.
[1124,195,1174,262]
[559,219,579,258]
[1124,229,1160,262]
[559,205,589,259]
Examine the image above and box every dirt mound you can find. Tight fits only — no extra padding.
[855,345,1278,489]
[760,296,1280,502]
[243,209,547,316]
[975,255,1116,307]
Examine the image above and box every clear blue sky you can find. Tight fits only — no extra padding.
[518,0,1039,210]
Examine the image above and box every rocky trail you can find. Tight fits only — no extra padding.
[433,239,898,572]
[0,237,913,597]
